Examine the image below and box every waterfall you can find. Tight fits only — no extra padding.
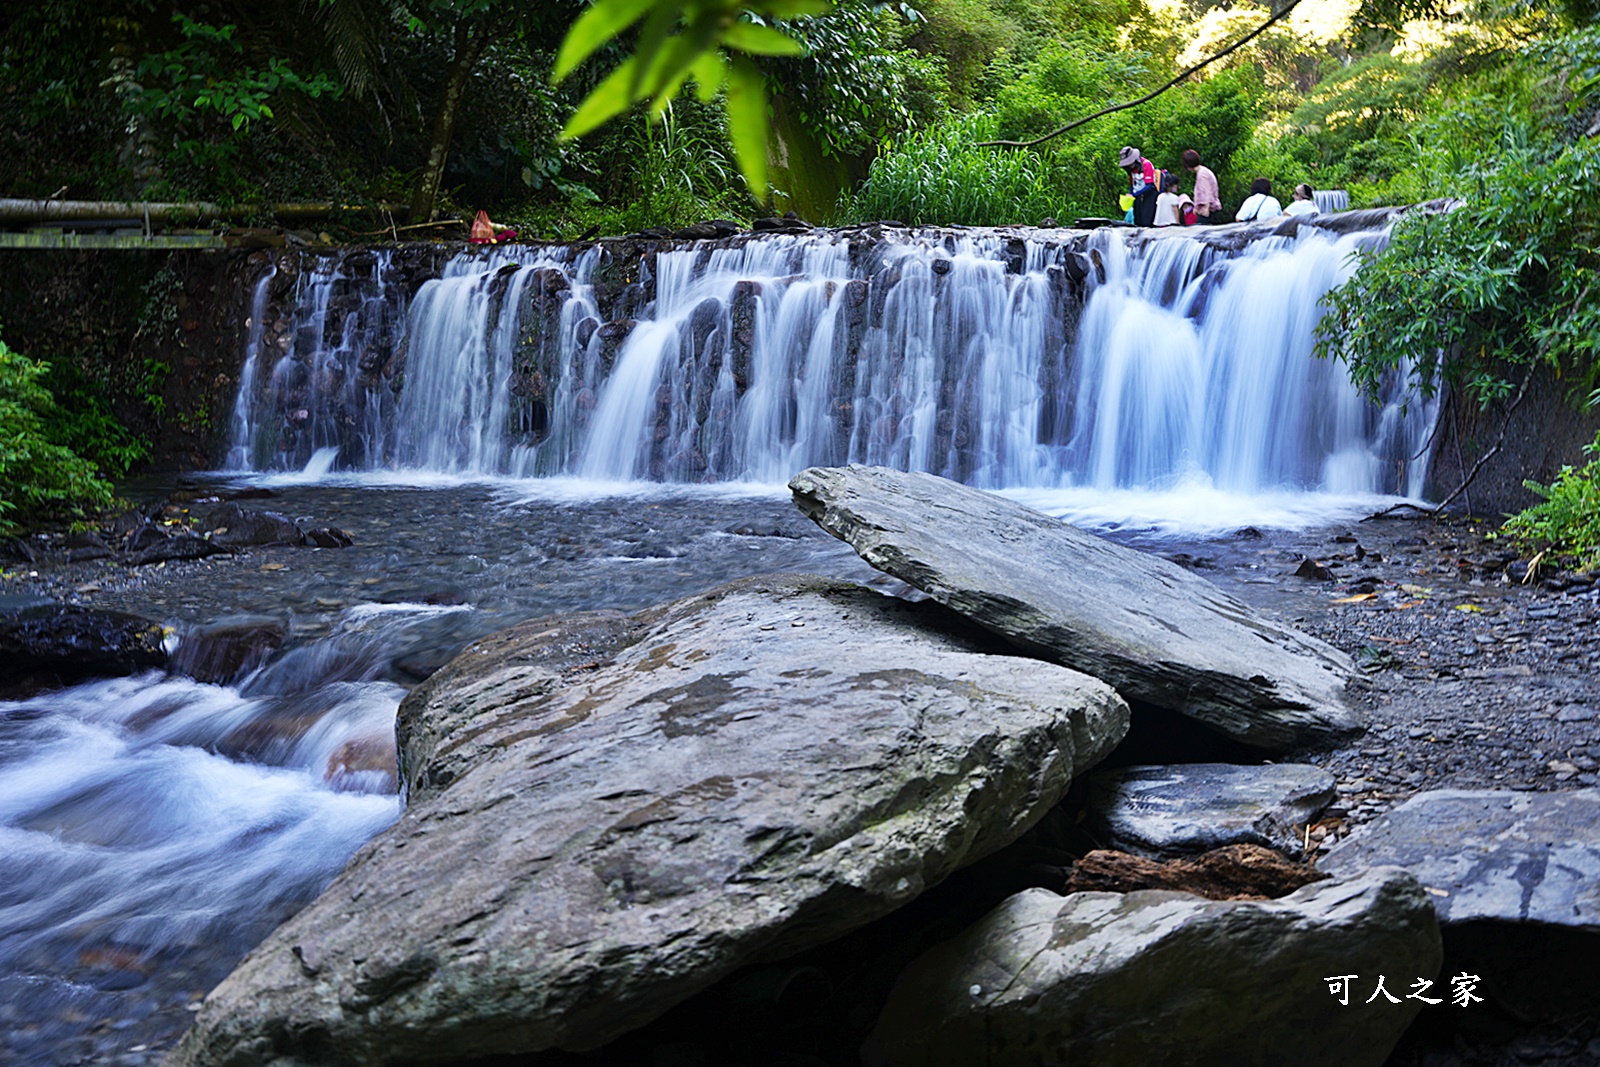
[226,223,1434,497]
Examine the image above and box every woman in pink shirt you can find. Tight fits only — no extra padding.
[1182,149,1222,222]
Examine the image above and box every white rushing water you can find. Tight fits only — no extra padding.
[0,605,464,1057]
[224,223,1436,510]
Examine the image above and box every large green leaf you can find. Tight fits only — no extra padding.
[726,54,769,198]
[723,21,805,55]
[553,0,662,82]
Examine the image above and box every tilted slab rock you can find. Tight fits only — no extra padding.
[169,575,1129,1067]
[1321,788,1600,927]
[868,868,1441,1067]
[790,465,1358,750]
[1086,762,1336,858]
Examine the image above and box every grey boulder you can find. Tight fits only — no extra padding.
[168,574,1129,1066]
[868,868,1441,1067]
[1321,788,1600,927]
[1087,762,1336,858]
[790,465,1358,751]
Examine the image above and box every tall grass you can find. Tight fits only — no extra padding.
[844,114,1087,226]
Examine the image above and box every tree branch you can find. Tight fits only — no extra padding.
[976,0,1309,149]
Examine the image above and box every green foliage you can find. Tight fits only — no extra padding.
[128,14,341,198]
[0,335,115,530]
[848,46,1261,225]
[553,0,831,196]
[1317,138,1600,408]
[1501,430,1600,569]
[37,364,149,479]
[766,0,942,159]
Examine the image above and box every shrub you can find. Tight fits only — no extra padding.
[0,335,115,530]
[1501,429,1600,569]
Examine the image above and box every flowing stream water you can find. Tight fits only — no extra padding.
[4,221,1440,1063]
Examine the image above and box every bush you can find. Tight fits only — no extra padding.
[1501,429,1600,570]
[1317,137,1600,408]
[0,336,115,530]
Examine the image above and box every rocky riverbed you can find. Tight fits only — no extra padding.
[3,478,1596,1066]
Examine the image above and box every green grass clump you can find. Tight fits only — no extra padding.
[1501,429,1600,571]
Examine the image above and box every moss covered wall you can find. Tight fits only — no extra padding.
[0,249,261,472]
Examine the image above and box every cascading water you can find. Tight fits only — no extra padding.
[225,221,1435,500]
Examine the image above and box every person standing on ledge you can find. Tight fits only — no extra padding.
[1235,178,1283,222]
[1182,149,1222,223]
[1118,146,1159,227]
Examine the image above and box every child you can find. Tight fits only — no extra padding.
[1153,172,1185,227]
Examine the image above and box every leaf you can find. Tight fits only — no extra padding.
[553,0,660,82]
[561,56,642,139]
[1454,603,1484,612]
[1330,593,1378,603]
[689,50,727,102]
[723,22,805,56]
[725,54,770,199]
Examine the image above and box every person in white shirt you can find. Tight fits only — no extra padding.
[1153,172,1185,227]
[1283,183,1319,217]
[1234,178,1283,222]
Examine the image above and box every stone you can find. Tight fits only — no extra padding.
[169,616,284,685]
[204,502,303,547]
[789,465,1359,751]
[168,575,1129,1066]
[867,868,1441,1067]
[1086,763,1337,858]
[0,601,166,682]
[130,535,233,567]
[1320,788,1600,928]
[301,527,354,548]
[1060,845,1327,900]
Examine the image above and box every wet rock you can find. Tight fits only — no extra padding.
[3,536,39,564]
[324,734,397,793]
[170,616,284,685]
[867,868,1440,1067]
[0,601,166,682]
[1321,788,1600,928]
[203,503,303,547]
[130,536,233,567]
[301,527,354,548]
[789,465,1359,751]
[123,525,168,554]
[1086,763,1336,858]
[169,574,1128,1066]
[66,531,114,563]
[1061,844,1327,900]
[1295,558,1334,581]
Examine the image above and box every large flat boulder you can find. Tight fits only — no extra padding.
[867,868,1441,1067]
[1321,788,1600,928]
[1087,763,1336,858]
[169,575,1129,1066]
[790,465,1358,751]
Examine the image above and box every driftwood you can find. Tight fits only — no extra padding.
[1061,845,1328,901]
